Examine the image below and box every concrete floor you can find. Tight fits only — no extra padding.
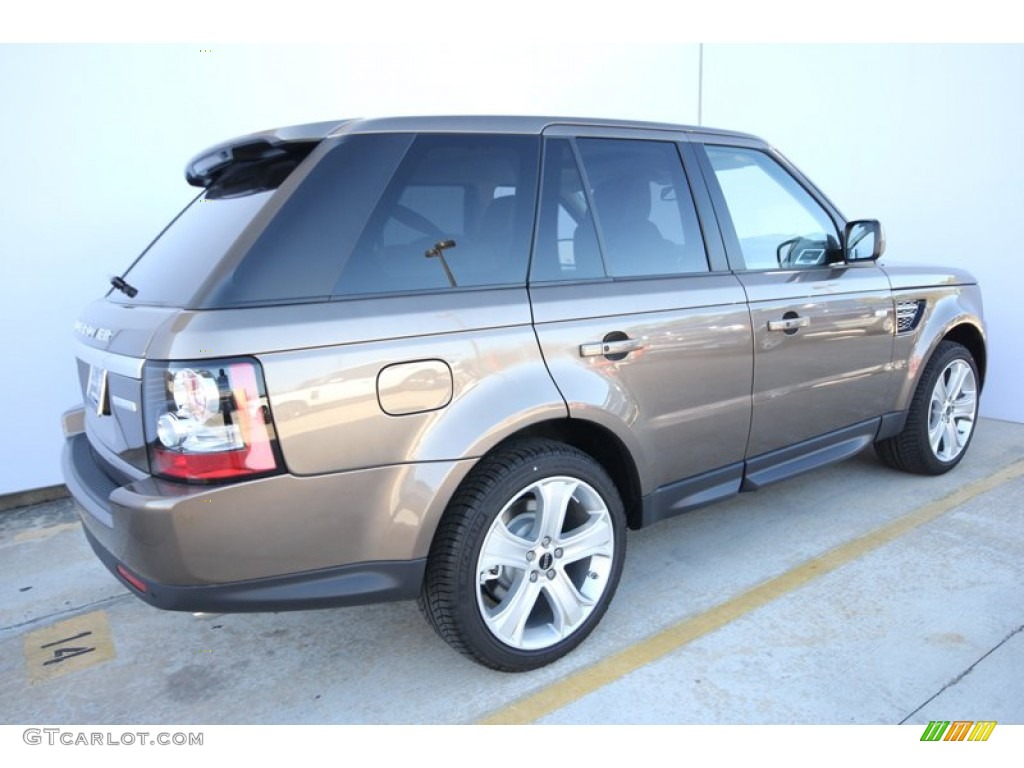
[1,418,1022,725]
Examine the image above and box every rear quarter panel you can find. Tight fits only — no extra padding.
[143,288,567,475]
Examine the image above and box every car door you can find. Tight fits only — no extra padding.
[529,127,753,524]
[693,139,895,479]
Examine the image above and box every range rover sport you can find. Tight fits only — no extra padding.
[62,116,986,671]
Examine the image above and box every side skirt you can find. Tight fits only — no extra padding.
[639,414,904,528]
[741,419,880,491]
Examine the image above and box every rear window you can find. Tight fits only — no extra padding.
[111,133,413,308]
[110,190,275,308]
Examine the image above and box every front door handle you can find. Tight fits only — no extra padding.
[767,316,810,333]
[579,338,645,358]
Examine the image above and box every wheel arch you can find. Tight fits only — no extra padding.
[486,419,645,530]
[876,333,982,475]
[892,286,986,415]
[942,322,986,390]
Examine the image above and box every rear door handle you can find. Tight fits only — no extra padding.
[767,316,810,333]
[579,338,645,358]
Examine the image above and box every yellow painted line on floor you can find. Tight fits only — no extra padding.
[479,459,1024,725]
[23,610,116,683]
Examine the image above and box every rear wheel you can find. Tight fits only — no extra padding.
[418,439,626,671]
[876,340,979,475]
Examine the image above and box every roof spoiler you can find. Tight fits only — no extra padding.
[184,119,354,187]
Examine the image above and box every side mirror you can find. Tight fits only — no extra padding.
[843,219,885,262]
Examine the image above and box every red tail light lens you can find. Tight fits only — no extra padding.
[144,358,282,483]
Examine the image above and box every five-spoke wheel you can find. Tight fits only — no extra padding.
[926,357,978,463]
[476,476,616,651]
[876,341,980,475]
[419,439,625,672]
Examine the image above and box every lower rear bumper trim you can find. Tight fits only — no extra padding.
[81,524,425,613]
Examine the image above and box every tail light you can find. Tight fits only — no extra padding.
[144,358,282,482]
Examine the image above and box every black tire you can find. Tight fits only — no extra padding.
[876,340,980,475]
[418,439,626,672]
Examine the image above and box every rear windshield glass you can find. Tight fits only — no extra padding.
[109,190,276,307]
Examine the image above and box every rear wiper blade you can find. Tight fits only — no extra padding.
[110,275,138,298]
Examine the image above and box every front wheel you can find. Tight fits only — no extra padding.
[418,439,626,672]
[876,340,980,475]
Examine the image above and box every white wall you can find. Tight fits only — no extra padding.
[702,44,1024,426]
[0,44,1019,495]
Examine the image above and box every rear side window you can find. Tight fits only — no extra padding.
[577,138,708,278]
[335,134,540,296]
[531,138,605,282]
[113,134,413,308]
[206,133,413,307]
[531,137,708,282]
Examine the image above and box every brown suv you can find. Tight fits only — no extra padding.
[62,116,986,671]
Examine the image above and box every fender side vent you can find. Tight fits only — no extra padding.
[896,299,925,334]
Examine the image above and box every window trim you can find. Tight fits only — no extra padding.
[676,141,731,273]
[570,137,613,277]
[526,136,612,285]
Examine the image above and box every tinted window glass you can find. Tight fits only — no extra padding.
[208,133,413,306]
[576,138,708,277]
[705,146,839,270]
[531,139,605,282]
[112,134,413,308]
[112,191,274,307]
[335,134,540,296]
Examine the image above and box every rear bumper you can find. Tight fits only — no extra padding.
[80,522,424,612]
[60,430,453,612]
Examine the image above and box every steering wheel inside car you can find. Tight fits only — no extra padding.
[777,235,829,268]
[776,236,802,267]
[390,204,445,239]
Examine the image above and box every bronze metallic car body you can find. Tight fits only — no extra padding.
[62,116,986,670]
